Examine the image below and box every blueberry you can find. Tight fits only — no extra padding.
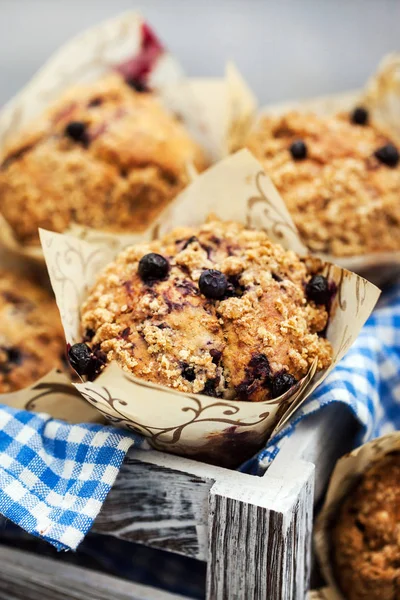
[374,143,399,167]
[127,78,148,92]
[68,343,92,375]
[138,253,169,282]
[65,121,87,143]
[202,378,219,397]
[83,328,95,342]
[210,349,222,364]
[6,347,22,365]
[88,97,103,108]
[306,275,330,305]
[248,353,270,381]
[199,270,227,299]
[290,140,307,160]
[182,364,196,382]
[351,106,369,126]
[271,372,297,398]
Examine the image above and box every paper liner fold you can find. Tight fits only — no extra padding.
[1,369,102,424]
[41,150,380,467]
[258,54,400,287]
[0,12,256,264]
[314,432,400,600]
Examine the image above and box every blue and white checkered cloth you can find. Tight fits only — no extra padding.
[0,283,399,551]
[0,410,144,550]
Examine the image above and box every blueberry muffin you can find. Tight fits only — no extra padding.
[245,108,400,257]
[0,74,206,245]
[332,452,400,600]
[0,269,65,393]
[70,220,332,401]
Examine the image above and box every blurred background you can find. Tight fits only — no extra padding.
[0,0,399,106]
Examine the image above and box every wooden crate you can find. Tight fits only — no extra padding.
[0,404,357,600]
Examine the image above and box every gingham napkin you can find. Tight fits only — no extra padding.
[0,284,399,551]
[0,409,144,550]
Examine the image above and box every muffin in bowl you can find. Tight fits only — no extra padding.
[0,74,207,245]
[69,220,333,401]
[245,109,400,257]
[0,269,65,393]
[332,452,400,600]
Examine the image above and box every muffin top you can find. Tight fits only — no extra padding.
[0,269,65,393]
[332,452,400,600]
[245,109,400,257]
[0,74,206,245]
[76,220,332,401]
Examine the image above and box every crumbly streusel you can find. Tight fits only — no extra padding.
[333,452,400,600]
[0,74,206,245]
[80,220,332,401]
[0,269,65,393]
[245,111,400,256]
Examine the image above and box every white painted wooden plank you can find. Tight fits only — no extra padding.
[94,447,308,561]
[94,449,218,560]
[0,546,189,600]
[206,460,315,600]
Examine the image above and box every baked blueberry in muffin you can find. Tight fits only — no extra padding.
[72,220,333,401]
[332,452,400,600]
[245,110,400,257]
[0,269,65,393]
[0,74,206,245]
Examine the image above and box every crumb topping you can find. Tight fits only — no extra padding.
[245,111,400,256]
[0,74,207,245]
[80,220,332,401]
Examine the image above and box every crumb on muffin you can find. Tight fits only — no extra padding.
[74,220,333,401]
[245,110,400,257]
[333,452,400,600]
[0,270,65,393]
[0,73,207,245]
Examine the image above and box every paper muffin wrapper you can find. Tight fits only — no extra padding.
[0,368,102,424]
[314,431,400,600]
[258,53,400,288]
[39,150,380,467]
[0,11,256,264]
[0,248,101,422]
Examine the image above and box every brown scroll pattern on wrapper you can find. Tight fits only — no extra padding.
[0,368,102,424]
[41,151,381,467]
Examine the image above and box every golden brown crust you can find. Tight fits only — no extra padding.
[80,220,332,401]
[245,111,400,257]
[0,74,207,245]
[333,453,400,600]
[0,270,65,393]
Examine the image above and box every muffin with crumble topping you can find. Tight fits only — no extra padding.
[332,452,400,600]
[245,108,400,257]
[69,220,333,401]
[0,73,207,246]
[0,269,65,393]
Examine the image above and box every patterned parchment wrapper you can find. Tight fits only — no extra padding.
[0,249,101,422]
[314,432,400,600]
[257,54,400,287]
[0,12,256,263]
[40,150,380,467]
